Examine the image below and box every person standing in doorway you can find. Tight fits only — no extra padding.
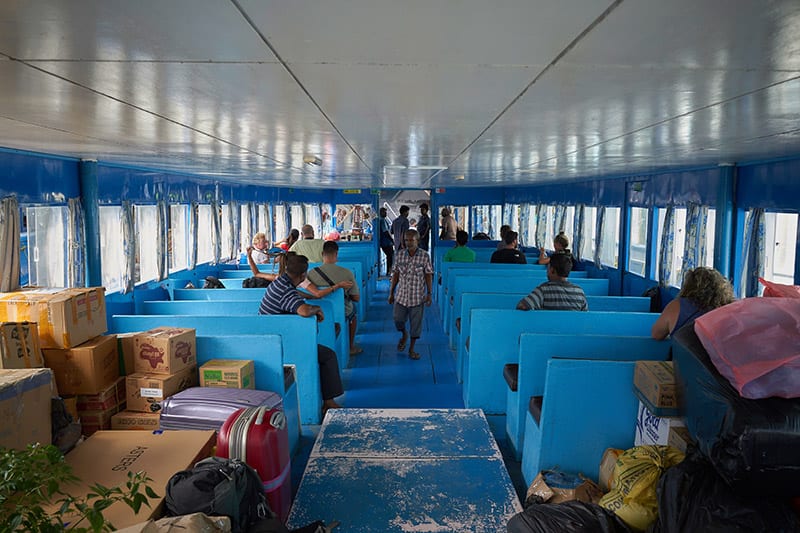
[388,229,433,360]
[439,207,457,241]
[416,203,431,251]
[391,205,410,251]
[379,207,394,276]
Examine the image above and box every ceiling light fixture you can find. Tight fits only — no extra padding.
[303,155,323,166]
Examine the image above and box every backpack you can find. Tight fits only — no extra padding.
[204,276,226,289]
[642,286,661,313]
[165,457,269,533]
[243,276,272,288]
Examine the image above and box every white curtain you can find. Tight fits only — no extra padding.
[658,205,675,288]
[0,196,20,292]
[157,200,168,281]
[189,201,198,270]
[67,198,86,287]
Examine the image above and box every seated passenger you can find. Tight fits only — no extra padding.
[651,267,734,340]
[443,230,476,263]
[516,252,588,311]
[496,224,511,250]
[289,225,325,263]
[491,230,527,264]
[258,253,345,413]
[274,228,300,252]
[306,241,361,355]
[247,249,343,299]
[538,232,570,265]
[250,232,270,264]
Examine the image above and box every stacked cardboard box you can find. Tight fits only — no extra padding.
[74,376,127,435]
[0,322,44,369]
[199,359,255,389]
[633,361,685,446]
[116,328,198,428]
[0,368,54,449]
[0,287,106,349]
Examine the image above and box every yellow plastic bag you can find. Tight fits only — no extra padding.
[598,445,685,531]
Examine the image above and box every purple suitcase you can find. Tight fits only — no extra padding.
[159,387,282,431]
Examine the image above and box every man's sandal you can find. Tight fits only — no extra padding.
[397,336,407,351]
[409,350,421,360]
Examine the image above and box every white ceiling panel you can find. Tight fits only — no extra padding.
[0,0,798,189]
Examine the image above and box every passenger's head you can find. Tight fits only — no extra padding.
[499,225,511,240]
[456,230,469,246]
[441,207,451,217]
[252,232,267,249]
[322,240,339,259]
[503,230,518,246]
[399,205,410,216]
[548,252,573,279]
[420,203,429,214]
[404,228,420,251]
[285,252,309,279]
[679,267,734,310]
[301,224,314,239]
[380,207,387,217]
[554,232,569,251]
[287,229,300,245]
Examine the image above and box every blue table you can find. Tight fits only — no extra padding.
[287,408,522,532]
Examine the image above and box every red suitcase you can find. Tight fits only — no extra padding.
[217,406,292,522]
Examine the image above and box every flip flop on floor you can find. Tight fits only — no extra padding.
[397,336,407,351]
[349,345,364,355]
[408,350,421,360]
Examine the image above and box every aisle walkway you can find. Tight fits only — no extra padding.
[291,277,525,502]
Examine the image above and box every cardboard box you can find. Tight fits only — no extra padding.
[79,403,125,436]
[126,365,197,413]
[634,401,685,446]
[42,335,120,395]
[111,410,161,431]
[633,361,679,417]
[0,287,107,349]
[76,376,126,411]
[0,368,53,449]
[0,322,43,368]
[133,328,196,375]
[199,359,255,389]
[55,430,216,529]
[116,332,140,375]
[668,425,693,454]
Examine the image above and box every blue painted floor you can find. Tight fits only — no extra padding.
[291,277,527,504]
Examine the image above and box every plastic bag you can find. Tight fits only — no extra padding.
[598,445,684,531]
[651,447,800,533]
[760,277,800,298]
[507,501,633,533]
[694,298,800,399]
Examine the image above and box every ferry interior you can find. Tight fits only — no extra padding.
[0,0,799,531]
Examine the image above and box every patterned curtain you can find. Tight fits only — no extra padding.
[593,207,606,269]
[245,202,256,245]
[502,203,515,229]
[519,205,530,247]
[211,200,221,265]
[121,201,136,294]
[0,196,21,292]
[156,200,168,281]
[535,205,548,249]
[658,205,675,287]
[572,204,585,262]
[230,201,240,260]
[554,205,567,234]
[67,198,85,288]
[740,208,766,297]
[188,201,198,270]
[680,202,708,281]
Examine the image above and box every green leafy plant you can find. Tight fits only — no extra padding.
[0,443,158,532]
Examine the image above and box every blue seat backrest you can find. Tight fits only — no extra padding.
[526,359,640,482]
[465,309,657,413]
[108,314,324,424]
[454,294,651,381]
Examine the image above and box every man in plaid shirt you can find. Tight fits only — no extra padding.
[388,228,433,360]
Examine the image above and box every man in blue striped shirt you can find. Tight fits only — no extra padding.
[259,253,344,412]
[516,252,588,311]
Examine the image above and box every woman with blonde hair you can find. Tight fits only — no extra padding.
[250,232,270,264]
[538,232,570,265]
[651,267,735,340]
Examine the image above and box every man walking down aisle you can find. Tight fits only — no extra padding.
[388,229,433,360]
